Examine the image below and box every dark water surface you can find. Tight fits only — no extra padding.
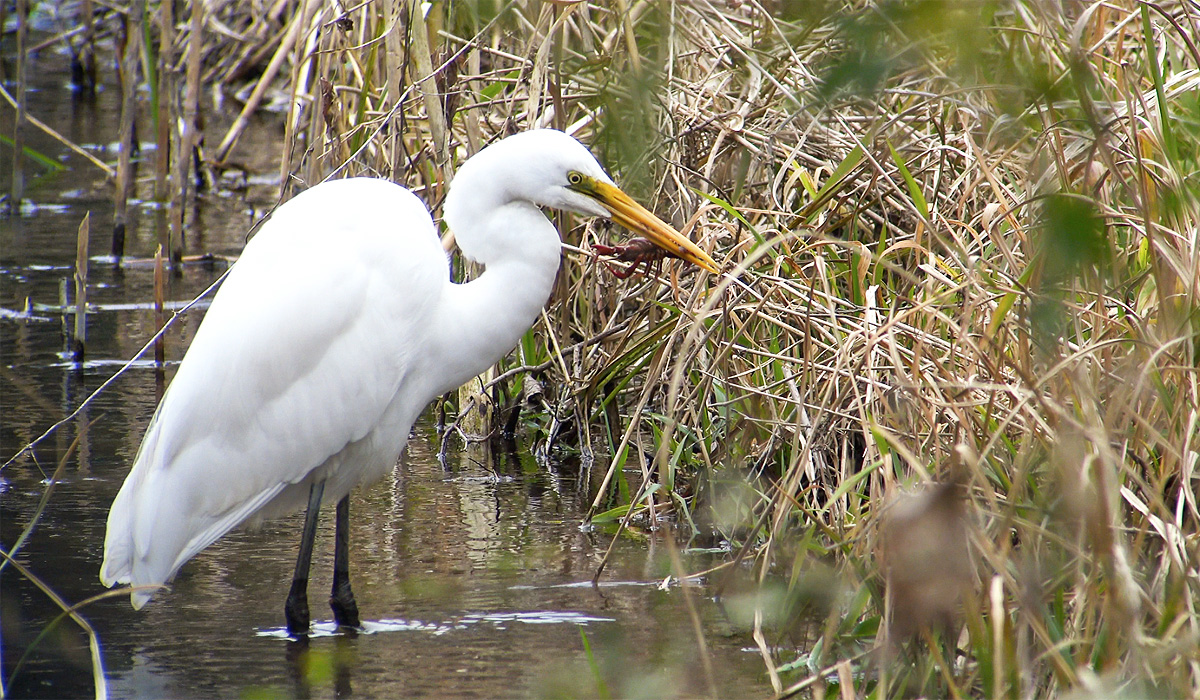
[1,24,770,700]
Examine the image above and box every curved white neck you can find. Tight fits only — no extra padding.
[425,202,562,397]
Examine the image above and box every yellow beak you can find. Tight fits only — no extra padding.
[571,176,720,274]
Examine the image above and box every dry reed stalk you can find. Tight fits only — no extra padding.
[75,0,96,91]
[170,0,204,263]
[154,244,166,399]
[112,0,144,260]
[277,0,313,191]
[153,0,172,205]
[10,0,28,205]
[406,0,451,177]
[73,213,90,361]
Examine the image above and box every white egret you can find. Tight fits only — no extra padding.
[100,129,718,635]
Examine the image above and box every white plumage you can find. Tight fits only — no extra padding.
[100,129,717,633]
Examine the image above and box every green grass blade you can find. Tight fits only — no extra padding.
[887,139,929,221]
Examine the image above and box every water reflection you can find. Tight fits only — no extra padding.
[5,410,769,698]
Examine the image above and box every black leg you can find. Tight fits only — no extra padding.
[330,494,361,628]
[285,480,325,636]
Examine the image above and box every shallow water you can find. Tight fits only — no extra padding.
[1,25,770,700]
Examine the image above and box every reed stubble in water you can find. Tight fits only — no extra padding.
[73,213,90,361]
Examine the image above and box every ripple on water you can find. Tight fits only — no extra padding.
[256,610,615,640]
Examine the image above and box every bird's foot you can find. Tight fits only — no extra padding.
[330,582,361,629]
[285,581,311,637]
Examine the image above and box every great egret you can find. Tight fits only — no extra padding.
[100,129,718,635]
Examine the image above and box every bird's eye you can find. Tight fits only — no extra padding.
[567,172,583,185]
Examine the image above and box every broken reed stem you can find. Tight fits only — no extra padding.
[169,97,185,264]
[167,0,199,266]
[179,0,202,218]
[154,244,166,400]
[154,0,173,205]
[10,0,28,205]
[73,213,90,362]
[77,0,96,91]
[58,278,70,357]
[112,0,144,260]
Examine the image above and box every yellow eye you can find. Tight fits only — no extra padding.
[567,172,583,185]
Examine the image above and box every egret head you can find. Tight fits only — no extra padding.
[444,130,718,273]
[507,130,619,219]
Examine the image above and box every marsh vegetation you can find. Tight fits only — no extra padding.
[4,0,1200,697]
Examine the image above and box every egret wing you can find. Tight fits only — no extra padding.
[102,179,448,605]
